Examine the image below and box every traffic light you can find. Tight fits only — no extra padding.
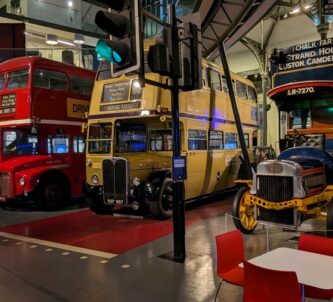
[179,22,202,91]
[95,0,142,77]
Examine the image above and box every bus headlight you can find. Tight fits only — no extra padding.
[133,177,140,186]
[19,177,25,186]
[91,175,99,185]
[131,80,142,100]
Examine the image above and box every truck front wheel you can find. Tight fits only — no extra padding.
[232,187,257,234]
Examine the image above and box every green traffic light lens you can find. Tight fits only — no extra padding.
[96,39,113,62]
[96,39,124,64]
[112,52,122,64]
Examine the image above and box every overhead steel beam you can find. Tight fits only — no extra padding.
[224,0,277,50]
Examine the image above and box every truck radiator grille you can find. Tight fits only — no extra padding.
[256,208,295,225]
[0,173,10,197]
[257,176,293,202]
[102,158,129,205]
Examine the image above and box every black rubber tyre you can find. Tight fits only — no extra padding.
[36,176,69,210]
[326,201,333,238]
[149,178,173,219]
[86,195,114,214]
[232,187,257,234]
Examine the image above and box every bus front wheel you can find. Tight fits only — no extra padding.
[232,187,257,234]
[87,195,114,214]
[36,176,68,210]
[149,178,173,219]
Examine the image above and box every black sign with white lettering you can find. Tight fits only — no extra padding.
[321,0,333,15]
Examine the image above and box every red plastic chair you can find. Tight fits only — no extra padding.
[298,233,333,300]
[243,261,302,302]
[214,230,244,302]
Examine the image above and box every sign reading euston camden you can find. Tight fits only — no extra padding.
[276,38,333,72]
[272,38,333,87]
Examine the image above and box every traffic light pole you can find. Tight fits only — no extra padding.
[169,4,186,263]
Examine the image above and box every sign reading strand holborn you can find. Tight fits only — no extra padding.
[275,38,333,72]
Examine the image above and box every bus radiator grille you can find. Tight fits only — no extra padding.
[257,175,293,202]
[0,173,10,197]
[102,158,129,205]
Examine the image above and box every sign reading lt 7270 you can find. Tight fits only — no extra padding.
[287,87,315,96]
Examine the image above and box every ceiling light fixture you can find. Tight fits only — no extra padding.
[68,1,73,7]
[58,39,75,46]
[73,33,85,45]
[46,34,58,45]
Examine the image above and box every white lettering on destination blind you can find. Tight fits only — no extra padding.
[278,38,333,71]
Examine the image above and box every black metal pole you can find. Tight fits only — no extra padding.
[169,4,185,263]
[218,42,252,180]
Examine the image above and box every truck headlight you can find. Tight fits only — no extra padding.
[91,175,99,185]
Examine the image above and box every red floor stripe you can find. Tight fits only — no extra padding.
[0,200,232,254]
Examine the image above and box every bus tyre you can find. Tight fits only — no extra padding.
[36,176,68,210]
[326,201,333,238]
[87,195,114,214]
[232,187,257,234]
[149,178,173,220]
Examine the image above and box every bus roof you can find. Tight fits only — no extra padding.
[0,56,95,77]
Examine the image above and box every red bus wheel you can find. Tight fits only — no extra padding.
[36,176,68,210]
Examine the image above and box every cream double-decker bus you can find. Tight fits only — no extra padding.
[85,45,258,219]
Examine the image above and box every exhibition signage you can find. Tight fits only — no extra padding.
[271,38,333,86]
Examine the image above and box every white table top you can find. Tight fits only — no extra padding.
[248,247,333,290]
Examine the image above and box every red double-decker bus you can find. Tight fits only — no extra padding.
[0,56,95,209]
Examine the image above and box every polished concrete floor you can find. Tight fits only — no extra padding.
[0,196,327,302]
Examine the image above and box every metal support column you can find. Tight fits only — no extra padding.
[262,72,267,146]
[218,42,252,180]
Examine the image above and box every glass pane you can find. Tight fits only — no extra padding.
[88,122,112,154]
[73,135,85,153]
[209,130,223,150]
[0,73,4,90]
[149,129,172,151]
[116,123,146,153]
[248,86,257,102]
[225,133,238,149]
[188,129,207,150]
[7,68,29,89]
[71,76,93,96]
[49,71,67,91]
[33,69,49,88]
[208,69,221,90]
[236,81,247,99]
[48,135,69,153]
[3,128,38,155]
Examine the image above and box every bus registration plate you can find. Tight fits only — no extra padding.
[106,198,124,205]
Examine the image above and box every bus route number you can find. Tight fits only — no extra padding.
[287,87,315,96]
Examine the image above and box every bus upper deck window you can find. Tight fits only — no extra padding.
[0,73,4,90]
[7,68,29,90]
[33,69,67,91]
[248,87,257,102]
